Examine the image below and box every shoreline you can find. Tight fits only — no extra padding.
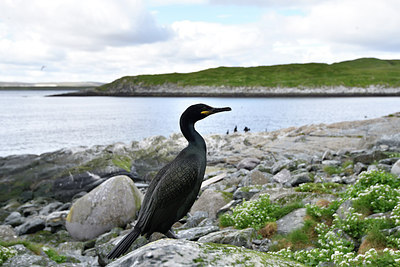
[51,85,400,97]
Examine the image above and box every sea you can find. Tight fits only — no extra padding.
[0,89,399,157]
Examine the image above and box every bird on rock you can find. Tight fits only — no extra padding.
[107,103,231,259]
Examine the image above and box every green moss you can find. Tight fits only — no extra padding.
[42,246,67,264]
[0,240,42,255]
[112,155,132,172]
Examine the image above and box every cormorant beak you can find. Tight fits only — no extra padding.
[201,106,232,116]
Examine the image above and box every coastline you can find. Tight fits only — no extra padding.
[52,85,400,97]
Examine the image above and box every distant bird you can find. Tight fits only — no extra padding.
[226,130,229,135]
[107,103,231,259]
[234,126,237,133]
[40,65,46,71]
[244,126,250,132]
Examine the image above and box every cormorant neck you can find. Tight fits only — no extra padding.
[180,117,206,151]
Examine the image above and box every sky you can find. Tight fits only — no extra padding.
[1,0,400,83]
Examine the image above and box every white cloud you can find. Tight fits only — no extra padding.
[1,0,400,83]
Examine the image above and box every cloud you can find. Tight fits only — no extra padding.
[209,0,319,7]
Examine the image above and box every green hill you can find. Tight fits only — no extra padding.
[98,58,400,92]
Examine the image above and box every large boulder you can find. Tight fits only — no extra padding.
[107,239,304,267]
[276,208,307,235]
[66,175,143,240]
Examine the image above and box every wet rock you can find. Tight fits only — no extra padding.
[66,175,143,240]
[272,169,291,184]
[237,157,260,170]
[0,225,17,241]
[4,211,25,227]
[107,238,303,267]
[391,159,400,176]
[177,225,219,240]
[15,217,46,235]
[198,228,257,249]
[276,208,307,235]
[190,189,230,219]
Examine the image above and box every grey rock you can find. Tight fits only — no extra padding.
[45,210,69,231]
[177,225,219,240]
[216,200,239,218]
[272,169,291,184]
[237,157,261,170]
[190,189,230,219]
[39,201,63,216]
[287,172,311,187]
[0,225,17,241]
[353,162,367,175]
[198,227,257,249]
[107,238,303,267]
[322,160,341,166]
[15,217,46,235]
[378,163,392,172]
[379,157,400,165]
[66,175,143,240]
[233,187,260,200]
[353,150,387,164]
[322,150,333,160]
[335,199,353,220]
[249,169,273,185]
[272,159,296,174]
[391,159,400,176]
[4,211,25,227]
[276,208,307,235]
[367,165,379,171]
[377,133,400,148]
[3,254,55,267]
[183,211,209,228]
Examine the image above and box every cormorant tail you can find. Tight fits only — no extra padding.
[107,227,141,259]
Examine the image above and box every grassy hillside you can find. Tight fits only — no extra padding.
[99,58,400,91]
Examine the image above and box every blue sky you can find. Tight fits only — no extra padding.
[1,0,400,83]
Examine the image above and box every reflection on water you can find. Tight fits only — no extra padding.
[0,90,399,156]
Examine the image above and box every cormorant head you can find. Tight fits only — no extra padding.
[182,103,231,123]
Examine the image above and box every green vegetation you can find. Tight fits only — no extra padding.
[0,245,17,265]
[99,58,400,91]
[295,182,343,194]
[220,170,400,266]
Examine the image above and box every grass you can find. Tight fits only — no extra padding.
[98,58,400,92]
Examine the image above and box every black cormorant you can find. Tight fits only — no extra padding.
[107,103,231,259]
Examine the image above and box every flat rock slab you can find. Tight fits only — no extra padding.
[107,239,305,267]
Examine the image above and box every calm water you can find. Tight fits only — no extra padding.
[0,90,399,157]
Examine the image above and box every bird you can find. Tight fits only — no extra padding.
[107,103,231,259]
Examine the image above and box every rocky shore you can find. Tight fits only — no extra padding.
[1,112,400,266]
[54,84,400,97]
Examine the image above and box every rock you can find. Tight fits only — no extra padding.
[287,172,312,187]
[353,150,386,164]
[249,170,273,185]
[66,175,143,240]
[233,186,260,200]
[182,211,209,228]
[15,217,46,235]
[2,254,55,267]
[272,159,295,174]
[377,133,400,148]
[353,162,367,175]
[379,157,400,165]
[107,239,303,267]
[198,228,257,249]
[237,157,260,170]
[190,189,230,219]
[272,169,291,184]
[4,211,25,227]
[39,201,63,216]
[391,159,400,176]
[177,225,219,240]
[276,208,307,235]
[321,160,341,166]
[45,210,69,232]
[0,225,17,241]
[335,199,353,220]
[322,150,333,160]
[216,200,240,218]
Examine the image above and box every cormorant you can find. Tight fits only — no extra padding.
[234,126,237,132]
[107,103,231,259]
[244,126,250,132]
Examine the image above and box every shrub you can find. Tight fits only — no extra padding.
[0,245,17,265]
[295,182,343,194]
[219,194,279,229]
[352,184,400,214]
